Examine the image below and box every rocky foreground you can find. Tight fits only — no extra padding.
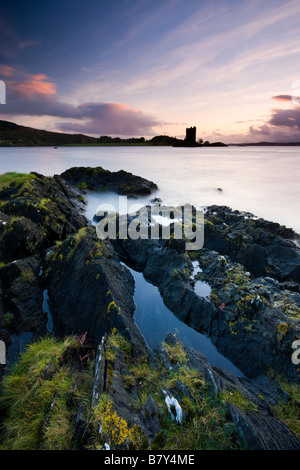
[0,170,299,450]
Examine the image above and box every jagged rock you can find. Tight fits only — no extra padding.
[0,256,46,357]
[0,214,46,261]
[204,205,300,282]
[239,375,290,407]
[194,249,300,382]
[44,226,148,357]
[229,404,300,450]
[139,396,161,443]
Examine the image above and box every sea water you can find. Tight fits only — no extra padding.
[0,145,299,233]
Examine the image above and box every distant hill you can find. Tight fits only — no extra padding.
[0,120,183,147]
[0,119,228,147]
[0,120,99,146]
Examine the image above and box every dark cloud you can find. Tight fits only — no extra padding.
[59,103,160,136]
[268,107,300,129]
[245,97,300,142]
[249,124,271,135]
[247,123,300,143]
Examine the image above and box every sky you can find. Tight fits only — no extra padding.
[0,0,300,143]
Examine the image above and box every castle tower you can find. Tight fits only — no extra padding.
[185,126,196,144]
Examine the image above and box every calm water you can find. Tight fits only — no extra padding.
[126,264,243,376]
[0,145,299,233]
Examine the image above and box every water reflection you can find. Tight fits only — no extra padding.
[126,264,244,377]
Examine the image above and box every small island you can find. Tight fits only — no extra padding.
[173,126,227,147]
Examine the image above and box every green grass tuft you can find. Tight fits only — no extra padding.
[0,172,34,192]
[0,335,91,450]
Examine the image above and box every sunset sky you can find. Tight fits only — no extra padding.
[0,0,300,143]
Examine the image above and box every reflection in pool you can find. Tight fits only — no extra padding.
[126,264,244,377]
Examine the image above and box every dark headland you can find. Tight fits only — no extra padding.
[0,119,228,147]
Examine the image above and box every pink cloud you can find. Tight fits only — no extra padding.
[271,95,293,102]
[0,65,15,77]
[0,65,57,99]
[9,79,57,98]
[0,65,160,136]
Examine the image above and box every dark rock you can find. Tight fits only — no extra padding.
[0,215,46,262]
[104,349,137,428]
[239,375,290,407]
[229,404,300,450]
[0,256,46,339]
[0,173,88,263]
[204,205,300,282]
[73,402,89,446]
[0,279,9,339]
[45,226,149,358]
[280,282,300,293]
[194,249,300,382]
[60,166,158,196]
[140,396,161,443]
[150,197,162,204]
